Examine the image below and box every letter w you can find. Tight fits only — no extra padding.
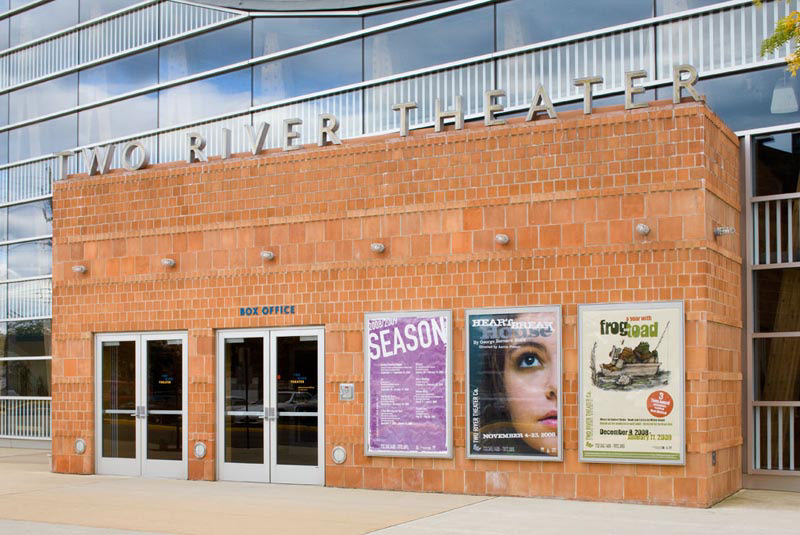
[82,145,115,176]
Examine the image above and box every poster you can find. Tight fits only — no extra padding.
[466,306,562,461]
[579,301,685,464]
[364,311,452,457]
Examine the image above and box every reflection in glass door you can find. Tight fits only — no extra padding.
[220,335,267,482]
[746,132,800,487]
[95,333,188,478]
[217,328,324,485]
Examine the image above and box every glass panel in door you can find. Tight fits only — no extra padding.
[145,340,183,462]
[225,337,264,464]
[271,331,324,485]
[275,336,318,466]
[101,340,136,462]
[218,334,268,482]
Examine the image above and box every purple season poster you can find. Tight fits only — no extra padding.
[365,311,452,457]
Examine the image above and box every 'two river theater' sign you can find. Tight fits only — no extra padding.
[54,65,703,178]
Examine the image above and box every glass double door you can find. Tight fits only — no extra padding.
[217,329,324,485]
[95,333,187,478]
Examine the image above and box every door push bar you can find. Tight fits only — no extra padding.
[259,407,277,421]
[135,406,146,419]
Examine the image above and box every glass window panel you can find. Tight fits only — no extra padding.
[9,114,77,162]
[0,93,8,126]
[755,268,800,333]
[754,132,800,197]
[147,414,182,460]
[159,21,251,82]
[0,208,5,242]
[276,415,318,466]
[226,416,263,464]
[9,0,79,47]
[656,0,726,15]
[8,200,52,241]
[0,359,50,396]
[694,66,800,133]
[6,319,51,357]
[79,50,158,104]
[496,0,653,50]
[7,279,50,319]
[147,339,182,411]
[253,17,360,56]
[225,337,264,464]
[9,73,77,124]
[79,94,157,146]
[101,340,136,458]
[7,239,51,279]
[0,18,8,53]
[364,7,493,80]
[253,41,361,105]
[0,132,7,166]
[275,336,318,466]
[0,245,6,280]
[159,69,250,128]
[754,337,800,401]
[80,0,138,22]
[364,1,462,27]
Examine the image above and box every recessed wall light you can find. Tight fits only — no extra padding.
[370,243,385,253]
[635,223,651,236]
[260,250,275,261]
[161,258,176,268]
[72,265,87,274]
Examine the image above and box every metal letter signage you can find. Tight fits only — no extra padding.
[57,65,702,176]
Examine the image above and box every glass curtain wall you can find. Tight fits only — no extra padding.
[750,132,800,474]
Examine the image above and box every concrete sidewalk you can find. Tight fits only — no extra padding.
[0,448,797,535]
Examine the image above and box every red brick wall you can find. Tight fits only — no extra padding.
[51,99,742,507]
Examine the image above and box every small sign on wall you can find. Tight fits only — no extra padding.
[239,305,295,316]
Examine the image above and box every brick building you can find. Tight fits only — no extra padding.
[2,0,797,507]
[52,99,744,506]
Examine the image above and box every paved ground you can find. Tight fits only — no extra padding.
[0,448,798,534]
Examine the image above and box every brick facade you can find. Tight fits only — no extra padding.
[51,99,742,507]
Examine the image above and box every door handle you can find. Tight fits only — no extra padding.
[136,406,146,419]
[266,407,276,421]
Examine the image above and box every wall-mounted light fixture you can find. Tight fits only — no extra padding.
[193,442,207,459]
[713,226,736,237]
[370,243,385,253]
[494,233,510,245]
[74,438,86,454]
[161,258,176,268]
[260,250,275,261]
[72,265,87,274]
[332,446,347,464]
[635,223,651,236]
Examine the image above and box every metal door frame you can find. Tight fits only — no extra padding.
[94,331,188,479]
[216,327,325,485]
